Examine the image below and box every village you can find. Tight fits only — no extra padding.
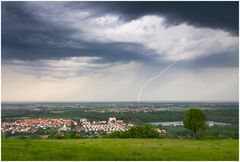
[1,117,168,136]
[1,118,77,134]
[1,117,131,135]
[79,117,131,133]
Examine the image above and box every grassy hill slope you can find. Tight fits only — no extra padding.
[2,139,238,161]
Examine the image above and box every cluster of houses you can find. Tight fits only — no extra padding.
[1,117,167,135]
[79,117,131,133]
[1,117,131,135]
[1,118,77,134]
[84,107,155,113]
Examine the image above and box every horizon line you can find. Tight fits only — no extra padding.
[1,100,239,104]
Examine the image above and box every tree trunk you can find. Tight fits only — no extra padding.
[192,133,196,140]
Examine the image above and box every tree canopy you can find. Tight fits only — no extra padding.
[183,108,208,139]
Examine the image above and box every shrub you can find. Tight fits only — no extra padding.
[106,125,161,138]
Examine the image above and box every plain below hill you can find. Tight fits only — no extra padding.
[2,139,238,161]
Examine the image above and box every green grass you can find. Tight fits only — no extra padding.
[2,139,239,161]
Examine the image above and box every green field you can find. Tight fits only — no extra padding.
[2,139,238,161]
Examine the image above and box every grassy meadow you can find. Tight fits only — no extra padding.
[2,139,239,161]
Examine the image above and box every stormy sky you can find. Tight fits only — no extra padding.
[1,1,239,102]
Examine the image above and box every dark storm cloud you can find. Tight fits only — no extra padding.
[178,52,239,69]
[1,1,239,70]
[84,1,239,35]
[2,26,157,64]
[1,1,158,64]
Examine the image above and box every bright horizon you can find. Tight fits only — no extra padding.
[2,100,239,103]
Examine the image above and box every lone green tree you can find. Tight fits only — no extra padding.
[183,108,207,139]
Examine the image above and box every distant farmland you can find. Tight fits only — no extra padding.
[2,139,238,161]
